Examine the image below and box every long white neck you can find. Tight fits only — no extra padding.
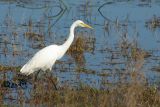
[61,23,76,52]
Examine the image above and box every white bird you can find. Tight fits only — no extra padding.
[20,20,93,75]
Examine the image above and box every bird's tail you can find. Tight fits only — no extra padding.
[20,65,33,76]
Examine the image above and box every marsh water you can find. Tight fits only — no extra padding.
[0,0,160,105]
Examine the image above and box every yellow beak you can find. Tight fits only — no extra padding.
[81,23,93,29]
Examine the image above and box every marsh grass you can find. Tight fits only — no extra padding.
[0,61,160,107]
[67,32,95,70]
[0,65,20,72]
[146,15,160,30]
[1,78,159,107]
[67,35,85,66]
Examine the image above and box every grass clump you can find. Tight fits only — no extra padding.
[29,82,160,107]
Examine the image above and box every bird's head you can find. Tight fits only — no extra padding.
[74,20,93,29]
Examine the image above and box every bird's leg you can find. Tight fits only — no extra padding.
[34,70,41,81]
[46,69,58,90]
[48,76,58,90]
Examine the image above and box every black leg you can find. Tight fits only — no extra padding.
[33,69,58,90]
[46,71,58,90]
[34,70,41,81]
[48,75,58,90]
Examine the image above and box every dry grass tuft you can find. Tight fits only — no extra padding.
[67,35,86,66]
[27,81,160,107]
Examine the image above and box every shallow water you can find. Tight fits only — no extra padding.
[0,0,160,104]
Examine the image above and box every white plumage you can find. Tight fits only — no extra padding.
[20,20,92,75]
[21,45,59,75]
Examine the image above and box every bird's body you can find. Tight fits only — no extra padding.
[20,20,92,75]
[21,45,59,75]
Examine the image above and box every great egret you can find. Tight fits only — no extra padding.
[20,20,93,75]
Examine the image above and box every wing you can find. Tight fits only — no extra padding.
[20,45,60,75]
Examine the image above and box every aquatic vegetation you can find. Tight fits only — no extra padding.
[67,33,95,68]
[67,35,85,66]
[0,65,20,72]
[146,15,160,29]
[0,76,160,107]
